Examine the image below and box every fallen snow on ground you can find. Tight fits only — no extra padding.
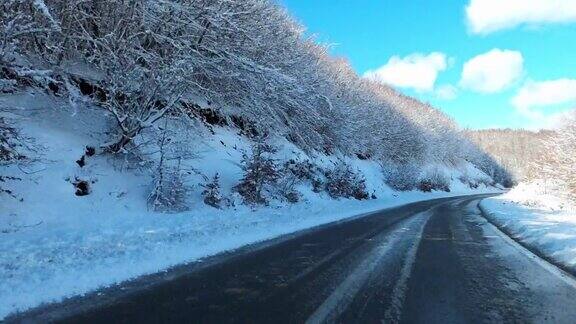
[0,91,499,319]
[480,182,576,274]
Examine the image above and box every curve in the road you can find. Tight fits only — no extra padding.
[10,194,576,324]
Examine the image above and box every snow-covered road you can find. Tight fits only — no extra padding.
[11,194,576,323]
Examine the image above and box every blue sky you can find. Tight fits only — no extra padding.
[279,0,576,129]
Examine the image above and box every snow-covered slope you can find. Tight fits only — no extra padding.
[0,91,500,319]
[480,183,576,275]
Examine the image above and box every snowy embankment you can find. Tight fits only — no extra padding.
[0,92,499,319]
[480,182,576,274]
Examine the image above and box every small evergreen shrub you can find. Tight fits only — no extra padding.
[234,139,279,205]
[284,190,300,203]
[1,117,25,198]
[312,178,323,193]
[0,117,24,162]
[202,173,223,208]
[149,167,189,212]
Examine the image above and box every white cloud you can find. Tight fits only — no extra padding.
[510,79,576,129]
[435,84,458,100]
[520,108,576,130]
[364,52,448,92]
[460,49,524,93]
[466,0,576,34]
[512,79,576,117]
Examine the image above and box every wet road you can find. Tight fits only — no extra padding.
[12,194,576,323]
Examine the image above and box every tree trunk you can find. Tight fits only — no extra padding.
[103,130,137,153]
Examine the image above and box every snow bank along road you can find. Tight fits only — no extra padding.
[10,194,576,323]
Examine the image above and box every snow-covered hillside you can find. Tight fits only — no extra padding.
[0,90,500,319]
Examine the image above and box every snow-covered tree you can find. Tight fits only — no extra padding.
[234,139,279,205]
[202,173,223,208]
[0,0,511,193]
[537,114,576,200]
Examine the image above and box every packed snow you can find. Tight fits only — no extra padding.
[0,91,501,319]
[480,182,576,275]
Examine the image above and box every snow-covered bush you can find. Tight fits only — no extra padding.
[234,139,279,205]
[477,176,494,187]
[283,159,315,182]
[458,173,472,186]
[324,162,369,200]
[312,177,324,193]
[0,0,59,92]
[384,163,420,191]
[276,175,301,203]
[1,117,25,198]
[147,122,192,213]
[201,173,224,209]
[0,117,23,162]
[418,167,450,192]
[0,79,17,93]
[149,166,189,213]
[458,173,481,189]
[276,160,319,203]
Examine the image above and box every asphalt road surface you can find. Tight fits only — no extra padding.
[12,194,576,323]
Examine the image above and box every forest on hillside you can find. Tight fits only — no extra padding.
[469,116,576,201]
[1,0,510,207]
[466,129,552,181]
